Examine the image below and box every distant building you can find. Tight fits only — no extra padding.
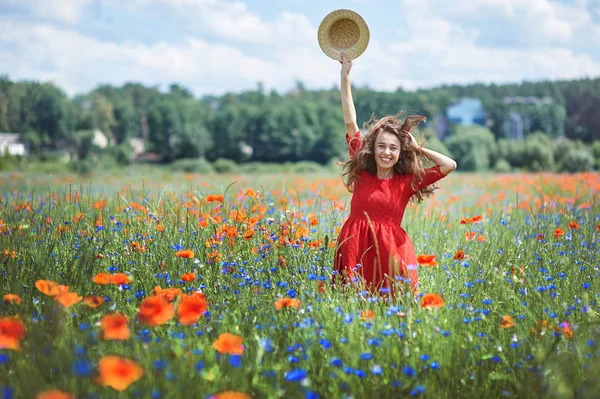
[503,111,524,140]
[129,138,145,157]
[447,98,487,126]
[503,96,553,106]
[0,133,26,156]
[92,130,108,149]
[433,98,487,138]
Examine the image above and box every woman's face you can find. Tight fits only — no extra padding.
[374,132,401,172]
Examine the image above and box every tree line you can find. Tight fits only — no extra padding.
[0,75,598,172]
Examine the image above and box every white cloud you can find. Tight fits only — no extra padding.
[0,20,279,95]
[4,0,87,24]
[399,0,596,45]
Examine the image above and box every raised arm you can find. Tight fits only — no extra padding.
[406,130,457,176]
[420,147,457,176]
[340,53,359,137]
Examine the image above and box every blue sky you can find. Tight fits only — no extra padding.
[1,0,599,97]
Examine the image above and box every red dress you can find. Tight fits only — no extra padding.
[334,131,447,294]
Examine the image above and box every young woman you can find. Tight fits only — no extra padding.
[334,53,457,296]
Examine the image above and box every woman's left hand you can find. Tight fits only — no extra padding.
[407,132,420,150]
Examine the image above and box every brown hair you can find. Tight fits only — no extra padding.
[341,113,438,203]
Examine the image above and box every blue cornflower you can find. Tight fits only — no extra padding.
[72,359,94,376]
[410,385,425,396]
[1,386,13,399]
[229,355,243,368]
[153,359,168,370]
[355,369,367,378]
[359,352,373,360]
[319,339,332,349]
[259,338,274,352]
[403,366,415,377]
[285,368,308,382]
[371,365,383,375]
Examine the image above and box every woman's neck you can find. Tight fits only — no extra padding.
[376,168,394,179]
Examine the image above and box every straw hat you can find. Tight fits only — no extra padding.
[318,9,370,61]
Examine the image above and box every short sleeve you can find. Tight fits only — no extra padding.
[412,165,446,192]
[346,131,362,159]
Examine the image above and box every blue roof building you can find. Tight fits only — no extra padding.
[446,97,487,126]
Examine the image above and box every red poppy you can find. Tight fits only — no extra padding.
[83,295,105,308]
[554,228,564,239]
[176,249,195,259]
[209,392,251,399]
[465,232,477,240]
[35,390,74,399]
[274,297,301,310]
[100,313,130,340]
[108,273,130,285]
[92,273,111,285]
[501,315,515,328]
[213,333,244,355]
[417,254,437,266]
[35,280,60,296]
[97,355,144,391]
[181,273,196,282]
[153,286,181,302]
[0,317,26,351]
[177,293,209,326]
[53,291,82,308]
[453,250,465,261]
[361,310,376,320]
[3,294,21,305]
[137,296,174,326]
[420,293,444,309]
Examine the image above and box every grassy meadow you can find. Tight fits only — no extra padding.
[0,168,599,399]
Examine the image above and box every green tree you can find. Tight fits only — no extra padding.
[523,132,555,171]
[444,125,497,171]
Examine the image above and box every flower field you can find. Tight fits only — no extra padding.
[0,169,599,399]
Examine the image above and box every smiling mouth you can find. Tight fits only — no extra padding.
[380,157,393,162]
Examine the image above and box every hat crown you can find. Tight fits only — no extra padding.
[318,9,370,61]
[328,19,360,51]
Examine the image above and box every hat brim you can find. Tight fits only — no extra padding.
[318,9,370,61]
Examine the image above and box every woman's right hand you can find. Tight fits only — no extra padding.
[340,52,353,77]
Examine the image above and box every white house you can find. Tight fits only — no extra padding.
[0,133,26,156]
[92,129,108,149]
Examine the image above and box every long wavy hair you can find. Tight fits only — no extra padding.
[341,113,438,203]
